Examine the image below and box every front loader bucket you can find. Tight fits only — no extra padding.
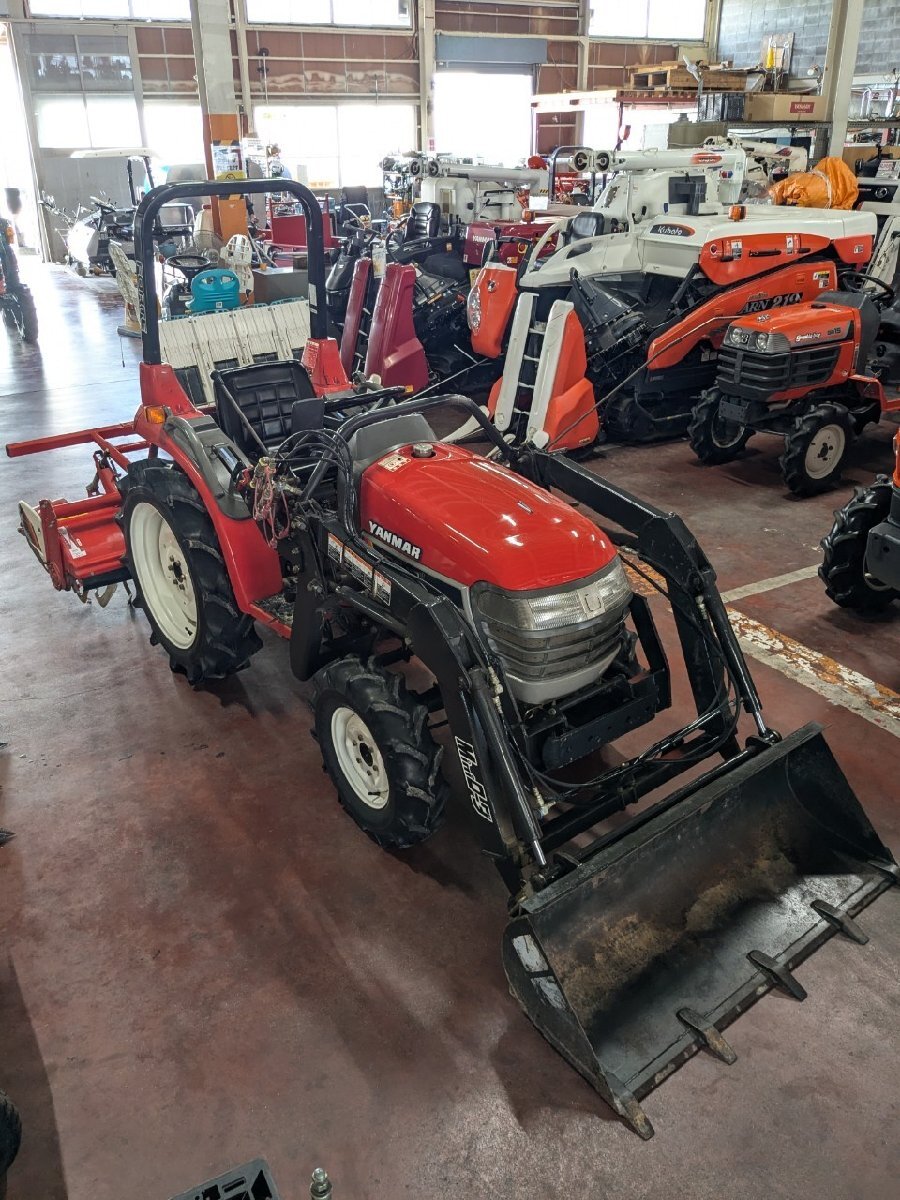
[502,724,897,1139]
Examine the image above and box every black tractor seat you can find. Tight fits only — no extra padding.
[566,211,606,243]
[212,360,323,459]
[390,201,445,264]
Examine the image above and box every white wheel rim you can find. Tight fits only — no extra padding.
[129,501,198,650]
[330,706,390,809]
[713,406,744,448]
[804,424,845,480]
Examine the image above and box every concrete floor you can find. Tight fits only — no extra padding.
[0,264,898,1200]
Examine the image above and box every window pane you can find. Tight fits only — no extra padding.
[78,38,133,92]
[85,94,140,147]
[589,6,649,37]
[144,101,205,166]
[29,1,127,13]
[336,103,415,186]
[28,1,94,13]
[333,0,411,27]
[131,0,190,16]
[433,72,532,166]
[255,104,338,162]
[246,0,331,21]
[35,95,89,148]
[647,0,705,40]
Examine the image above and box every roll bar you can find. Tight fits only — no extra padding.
[134,178,328,364]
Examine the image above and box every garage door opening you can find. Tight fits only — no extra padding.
[433,71,533,165]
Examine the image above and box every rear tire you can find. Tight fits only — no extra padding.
[820,477,898,611]
[120,459,262,683]
[687,388,752,464]
[0,1091,22,1196]
[780,402,853,496]
[313,656,446,849]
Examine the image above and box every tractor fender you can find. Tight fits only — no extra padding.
[135,364,283,611]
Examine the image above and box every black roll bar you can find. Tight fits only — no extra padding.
[134,177,329,364]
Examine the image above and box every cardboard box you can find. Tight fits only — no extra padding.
[842,144,879,170]
[252,266,308,304]
[743,94,825,122]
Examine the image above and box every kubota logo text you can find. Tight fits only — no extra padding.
[455,737,493,822]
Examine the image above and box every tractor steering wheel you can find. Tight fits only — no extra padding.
[840,271,895,305]
[166,253,213,281]
[384,227,407,261]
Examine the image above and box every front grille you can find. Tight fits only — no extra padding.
[485,616,626,683]
[717,343,840,397]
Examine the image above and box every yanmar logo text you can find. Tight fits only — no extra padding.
[368,520,422,561]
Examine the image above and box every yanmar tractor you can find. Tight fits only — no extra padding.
[7,180,898,1140]
[820,429,900,609]
[687,271,900,494]
[464,146,878,451]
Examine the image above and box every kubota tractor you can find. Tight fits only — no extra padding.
[464,146,878,451]
[687,270,900,494]
[7,179,898,1140]
[820,429,900,610]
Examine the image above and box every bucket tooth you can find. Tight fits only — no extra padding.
[811,899,868,944]
[604,1073,655,1141]
[676,1008,737,1065]
[867,858,900,885]
[747,951,807,1001]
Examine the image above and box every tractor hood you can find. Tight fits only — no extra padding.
[728,300,855,347]
[519,205,877,290]
[358,442,616,589]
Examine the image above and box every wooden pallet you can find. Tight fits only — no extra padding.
[626,63,748,93]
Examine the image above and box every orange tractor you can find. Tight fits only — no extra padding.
[688,272,900,495]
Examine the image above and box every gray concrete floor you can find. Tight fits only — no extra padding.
[0,264,898,1200]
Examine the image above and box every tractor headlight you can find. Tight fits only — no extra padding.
[727,324,751,346]
[472,560,633,703]
[474,559,631,633]
[467,285,482,332]
[750,331,791,354]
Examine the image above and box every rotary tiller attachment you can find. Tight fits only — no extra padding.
[502,724,898,1139]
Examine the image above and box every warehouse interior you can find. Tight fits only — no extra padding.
[0,2,898,1198]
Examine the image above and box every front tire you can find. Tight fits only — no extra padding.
[780,402,853,496]
[687,388,752,464]
[0,1091,22,1199]
[120,459,262,682]
[820,477,898,611]
[313,656,447,849]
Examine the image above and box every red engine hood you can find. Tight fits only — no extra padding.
[358,443,616,590]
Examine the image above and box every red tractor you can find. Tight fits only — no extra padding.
[820,429,900,609]
[688,272,900,495]
[7,179,898,1140]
